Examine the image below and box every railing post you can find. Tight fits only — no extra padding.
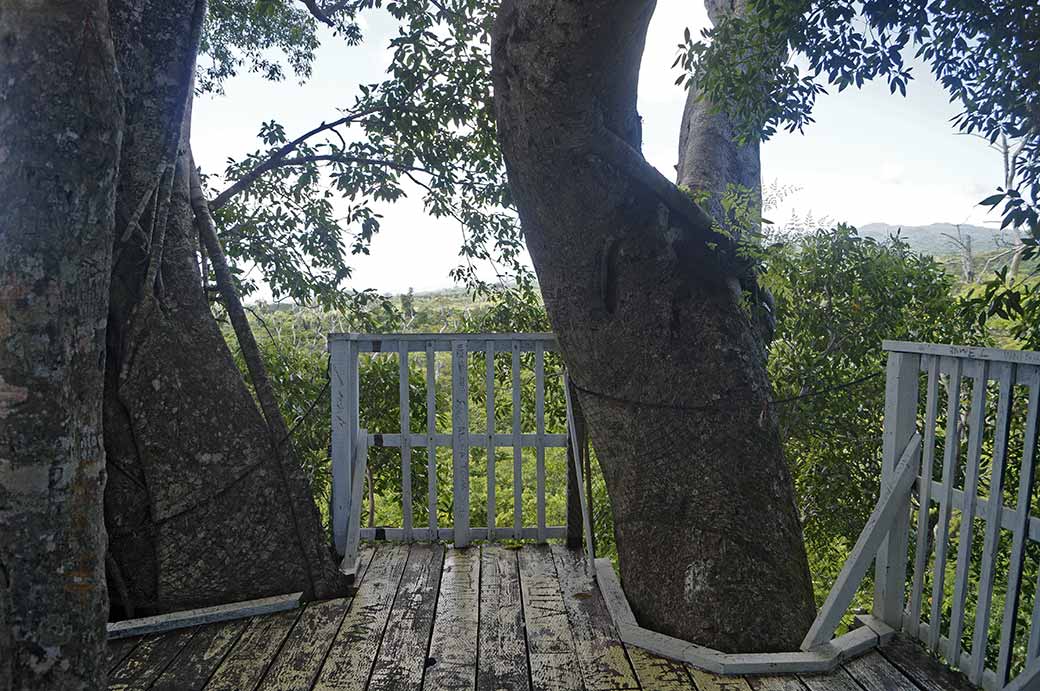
[330,335,359,557]
[452,340,470,547]
[873,350,921,626]
[566,376,587,549]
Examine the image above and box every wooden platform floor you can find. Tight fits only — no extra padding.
[104,543,979,691]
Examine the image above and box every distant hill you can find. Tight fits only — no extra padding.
[857,222,1013,256]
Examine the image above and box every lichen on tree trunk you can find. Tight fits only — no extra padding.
[491,0,815,652]
[0,1,122,688]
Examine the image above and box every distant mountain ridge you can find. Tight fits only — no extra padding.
[856,222,1012,256]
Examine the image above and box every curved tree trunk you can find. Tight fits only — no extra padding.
[0,2,122,688]
[492,0,815,652]
[102,0,345,616]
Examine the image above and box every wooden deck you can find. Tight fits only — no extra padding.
[104,543,979,691]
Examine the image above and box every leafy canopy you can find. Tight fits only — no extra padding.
[678,0,1040,241]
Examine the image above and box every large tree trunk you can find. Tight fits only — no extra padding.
[102,0,345,616]
[491,0,816,652]
[0,1,122,688]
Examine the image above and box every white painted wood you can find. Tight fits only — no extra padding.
[969,361,1014,684]
[512,341,523,539]
[427,341,437,534]
[999,365,1040,684]
[853,614,897,644]
[928,356,963,653]
[616,622,728,674]
[802,432,922,650]
[873,352,921,628]
[364,431,568,448]
[341,430,368,576]
[486,340,496,532]
[565,374,595,565]
[883,340,1040,367]
[535,342,547,543]
[359,526,568,541]
[452,340,470,547]
[947,358,988,668]
[907,355,941,638]
[921,479,1040,543]
[400,342,413,540]
[593,558,637,626]
[329,337,356,555]
[106,592,302,639]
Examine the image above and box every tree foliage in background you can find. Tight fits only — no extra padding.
[679,0,1039,247]
[763,226,985,602]
[197,0,530,313]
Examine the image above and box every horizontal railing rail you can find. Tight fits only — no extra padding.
[329,332,591,575]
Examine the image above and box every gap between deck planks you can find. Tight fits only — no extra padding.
[105,544,972,691]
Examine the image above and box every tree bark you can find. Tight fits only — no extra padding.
[102,0,345,616]
[0,1,122,688]
[492,0,815,652]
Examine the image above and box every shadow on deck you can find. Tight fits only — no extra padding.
[104,543,978,691]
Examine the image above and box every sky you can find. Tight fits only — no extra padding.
[192,1,1004,296]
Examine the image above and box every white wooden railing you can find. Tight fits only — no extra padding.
[328,333,593,576]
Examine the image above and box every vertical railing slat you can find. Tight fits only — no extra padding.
[908,354,941,638]
[399,342,413,540]
[452,340,470,547]
[535,342,546,543]
[998,365,1040,684]
[342,429,369,575]
[512,341,523,539]
[486,340,496,534]
[874,351,921,627]
[969,361,1014,684]
[426,341,437,535]
[564,374,595,567]
[329,336,358,556]
[947,359,989,667]
[929,356,963,653]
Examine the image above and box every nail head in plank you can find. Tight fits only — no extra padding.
[107,592,303,640]
[477,545,532,691]
[423,546,481,691]
[367,543,446,691]
[551,545,640,690]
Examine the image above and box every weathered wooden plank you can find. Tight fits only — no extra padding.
[427,340,438,534]
[313,544,410,691]
[879,635,977,691]
[688,669,753,691]
[928,357,963,653]
[203,609,302,691]
[517,545,585,691]
[399,341,414,540]
[367,543,446,691]
[453,340,470,546]
[842,650,917,691]
[745,677,807,691]
[257,547,375,691]
[946,359,988,667]
[999,366,1040,683]
[512,342,523,538]
[477,545,531,691]
[969,362,1015,684]
[151,620,249,691]
[105,638,140,674]
[423,547,481,691]
[106,592,302,640]
[797,668,861,691]
[551,545,639,690]
[907,355,941,638]
[626,647,697,691]
[108,629,198,691]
